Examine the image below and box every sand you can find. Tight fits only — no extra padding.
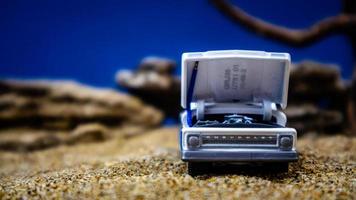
[0,127,355,199]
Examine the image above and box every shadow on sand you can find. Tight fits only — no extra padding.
[190,159,303,181]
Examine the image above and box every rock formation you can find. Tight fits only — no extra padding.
[286,61,348,134]
[0,79,163,151]
[0,79,163,129]
[116,57,181,119]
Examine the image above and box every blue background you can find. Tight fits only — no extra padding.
[0,0,353,87]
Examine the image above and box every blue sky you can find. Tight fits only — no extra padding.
[0,0,353,87]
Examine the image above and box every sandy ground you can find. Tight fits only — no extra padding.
[0,127,355,199]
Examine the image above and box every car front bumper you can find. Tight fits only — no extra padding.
[181,149,298,162]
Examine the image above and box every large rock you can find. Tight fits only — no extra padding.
[285,104,344,134]
[0,123,111,152]
[289,61,347,108]
[0,80,163,129]
[116,57,181,119]
[287,61,348,134]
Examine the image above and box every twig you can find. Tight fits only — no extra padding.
[211,0,356,46]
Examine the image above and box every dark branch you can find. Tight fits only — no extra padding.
[211,0,356,47]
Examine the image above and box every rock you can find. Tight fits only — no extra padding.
[0,79,164,152]
[66,124,110,145]
[0,124,108,152]
[0,80,163,129]
[0,129,63,152]
[116,57,181,119]
[138,57,176,75]
[286,105,344,134]
[289,61,347,109]
[288,61,348,134]
[0,123,150,152]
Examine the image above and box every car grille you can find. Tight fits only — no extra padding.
[201,135,277,145]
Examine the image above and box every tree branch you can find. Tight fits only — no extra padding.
[211,0,356,47]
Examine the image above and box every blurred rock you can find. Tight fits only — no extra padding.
[0,130,62,152]
[0,124,107,152]
[139,57,176,75]
[0,80,164,151]
[66,123,110,145]
[285,105,343,134]
[289,61,347,108]
[116,57,181,119]
[0,123,156,152]
[288,61,348,134]
[0,80,163,129]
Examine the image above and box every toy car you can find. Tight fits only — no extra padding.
[179,50,298,175]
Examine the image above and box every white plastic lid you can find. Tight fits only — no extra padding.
[181,50,291,109]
